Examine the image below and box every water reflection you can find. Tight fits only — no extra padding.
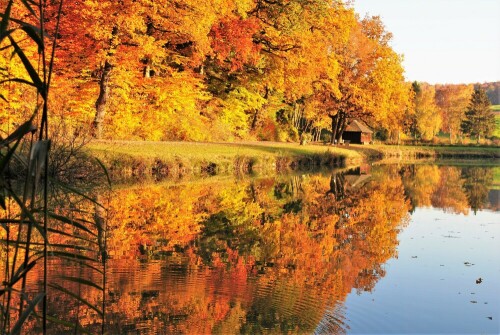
[400,165,495,214]
[17,164,498,333]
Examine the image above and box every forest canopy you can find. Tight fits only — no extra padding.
[1,0,413,142]
[1,1,496,144]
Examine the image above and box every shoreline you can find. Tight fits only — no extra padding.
[87,140,500,182]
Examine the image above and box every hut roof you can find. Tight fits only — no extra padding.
[345,120,373,134]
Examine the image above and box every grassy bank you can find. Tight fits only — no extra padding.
[87,140,362,181]
[87,140,499,182]
[351,144,500,161]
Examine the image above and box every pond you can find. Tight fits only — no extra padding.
[29,164,500,334]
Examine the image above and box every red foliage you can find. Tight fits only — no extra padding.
[43,0,98,77]
[209,17,262,72]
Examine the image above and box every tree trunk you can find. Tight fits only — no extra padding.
[335,112,347,143]
[251,110,259,130]
[330,113,339,144]
[314,127,321,142]
[93,60,112,139]
[292,102,302,130]
[328,173,345,200]
[251,86,269,131]
[291,102,298,129]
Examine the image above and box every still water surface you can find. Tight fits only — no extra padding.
[43,164,499,334]
[342,208,499,334]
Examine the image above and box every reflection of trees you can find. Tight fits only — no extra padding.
[431,167,469,214]
[400,165,441,210]
[462,167,494,214]
[91,168,410,333]
[400,165,494,214]
[1,189,106,334]
[106,184,207,258]
[15,164,495,333]
[327,172,346,200]
[4,169,407,333]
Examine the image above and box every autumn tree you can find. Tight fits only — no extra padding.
[322,15,408,144]
[205,0,349,140]
[48,0,231,140]
[411,82,441,141]
[205,14,266,139]
[461,87,495,143]
[368,53,412,143]
[323,16,374,144]
[435,84,473,143]
[4,0,415,142]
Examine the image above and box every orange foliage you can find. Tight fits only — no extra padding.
[431,167,470,214]
[2,0,413,141]
[209,17,262,72]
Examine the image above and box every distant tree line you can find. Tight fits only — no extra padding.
[406,82,496,143]
[477,82,500,105]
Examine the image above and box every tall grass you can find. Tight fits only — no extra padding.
[1,1,108,333]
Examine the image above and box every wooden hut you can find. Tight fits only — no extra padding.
[342,120,373,144]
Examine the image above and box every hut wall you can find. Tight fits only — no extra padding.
[361,133,372,144]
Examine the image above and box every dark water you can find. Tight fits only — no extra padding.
[34,164,500,333]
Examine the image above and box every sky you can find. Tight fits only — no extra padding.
[352,0,500,84]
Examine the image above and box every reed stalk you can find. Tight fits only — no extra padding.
[0,1,109,333]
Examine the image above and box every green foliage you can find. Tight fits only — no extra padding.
[220,87,266,139]
[494,114,500,138]
[461,88,495,141]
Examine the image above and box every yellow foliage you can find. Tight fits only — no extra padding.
[415,84,441,140]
